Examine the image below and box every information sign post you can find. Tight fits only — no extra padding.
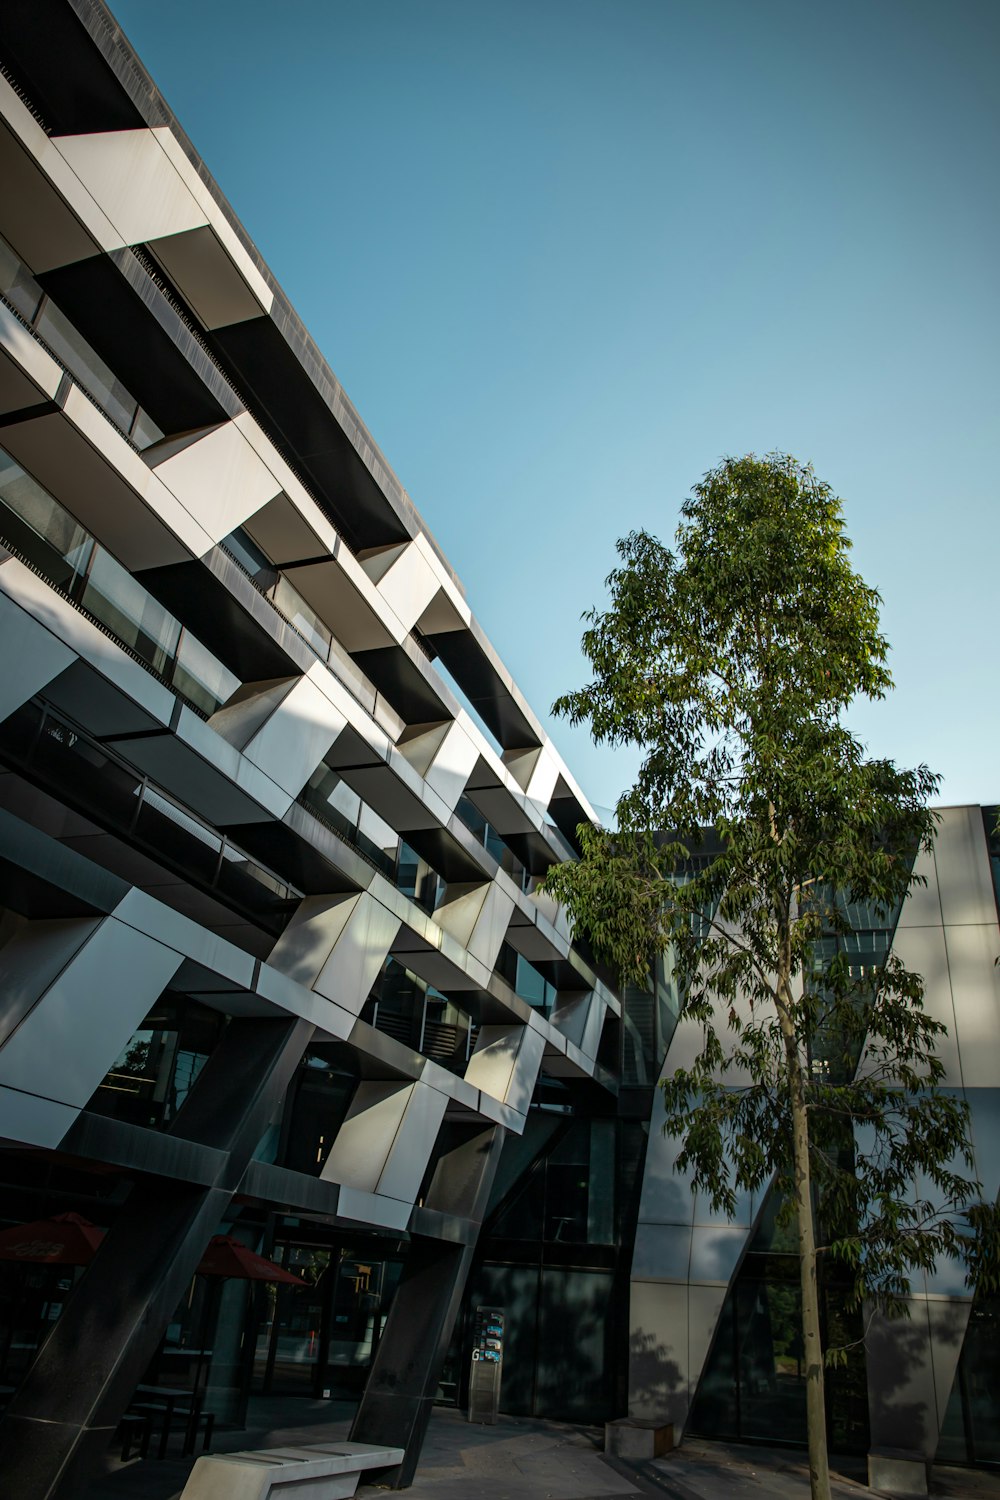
[467,1305,505,1424]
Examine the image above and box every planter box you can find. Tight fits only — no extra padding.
[604,1418,674,1461]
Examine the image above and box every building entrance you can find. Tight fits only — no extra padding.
[252,1241,403,1400]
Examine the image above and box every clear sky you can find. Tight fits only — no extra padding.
[110,0,999,817]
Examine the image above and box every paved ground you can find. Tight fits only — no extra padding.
[86,1396,1000,1499]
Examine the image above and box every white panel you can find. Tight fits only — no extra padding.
[639,1132,698,1227]
[883,922,961,1083]
[895,842,943,929]
[941,922,1000,1088]
[467,883,516,971]
[464,1020,542,1116]
[209,678,297,751]
[435,884,490,950]
[376,542,439,635]
[466,1026,522,1106]
[934,806,996,929]
[270,893,400,1016]
[0,588,76,722]
[153,129,274,316]
[321,1081,410,1191]
[0,918,182,1108]
[525,745,560,809]
[268,894,360,990]
[243,672,347,801]
[54,129,206,248]
[424,720,479,813]
[0,299,63,399]
[0,106,101,274]
[550,992,598,1053]
[377,1081,448,1203]
[151,421,282,546]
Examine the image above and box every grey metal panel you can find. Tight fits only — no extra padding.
[927,1298,972,1441]
[269,891,400,1015]
[466,1023,545,1115]
[940,922,1000,1088]
[688,1224,749,1284]
[241,669,347,801]
[684,1283,729,1428]
[628,1279,692,1423]
[866,1299,939,1458]
[320,1080,410,1192]
[0,585,75,721]
[0,916,100,1047]
[934,806,996,930]
[0,1082,78,1150]
[113,887,256,990]
[631,1222,692,1281]
[967,1087,1000,1197]
[376,1080,448,1205]
[0,915,182,1109]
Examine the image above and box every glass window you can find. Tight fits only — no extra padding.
[81,549,181,675]
[35,299,137,435]
[135,787,222,883]
[0,451,94,592]
[270,573,332,660]
[173,630,239,716]
[0,233,43,323]
[87,996,225,1131]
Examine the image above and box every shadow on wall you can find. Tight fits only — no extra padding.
[629,1324,684,1422]
[866,1298,967,1458]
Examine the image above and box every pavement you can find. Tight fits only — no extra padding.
[85,1396,1000,1500]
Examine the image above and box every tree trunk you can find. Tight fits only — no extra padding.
[779,978,831,1500]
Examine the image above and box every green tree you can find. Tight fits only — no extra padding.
[541,454,997,1500]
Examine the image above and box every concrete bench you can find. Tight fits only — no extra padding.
[179,1441,404,1500]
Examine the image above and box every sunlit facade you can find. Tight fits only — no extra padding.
[0,6,996,1497]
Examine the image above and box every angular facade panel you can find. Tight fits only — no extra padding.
[0,5,996,1495]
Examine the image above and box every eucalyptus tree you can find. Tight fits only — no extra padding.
[541,454,995,1500]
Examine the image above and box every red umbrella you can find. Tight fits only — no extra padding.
[0,1213,105,1265]
[195,1235,305,1285]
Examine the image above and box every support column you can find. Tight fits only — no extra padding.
[350,1124,505,1487]
[0,1015,313,1500]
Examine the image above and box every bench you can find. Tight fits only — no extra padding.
[178,1441,405,1499]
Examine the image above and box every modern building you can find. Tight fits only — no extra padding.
[0,4,996,1497]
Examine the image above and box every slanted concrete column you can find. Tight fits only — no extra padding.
[350,1125,505,1486]
[0,1015,313,1500]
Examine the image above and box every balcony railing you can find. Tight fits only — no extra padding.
[0,445,239,718]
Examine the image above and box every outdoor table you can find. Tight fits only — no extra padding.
[132,1384,209,1460]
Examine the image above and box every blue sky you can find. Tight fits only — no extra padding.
[111,0,999,816]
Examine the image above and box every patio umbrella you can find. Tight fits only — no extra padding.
[0,1213,104,1265]
[186,1235,306,1399]
[195,1236,306,1286]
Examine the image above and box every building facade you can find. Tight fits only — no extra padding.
[0,4,996,1496]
